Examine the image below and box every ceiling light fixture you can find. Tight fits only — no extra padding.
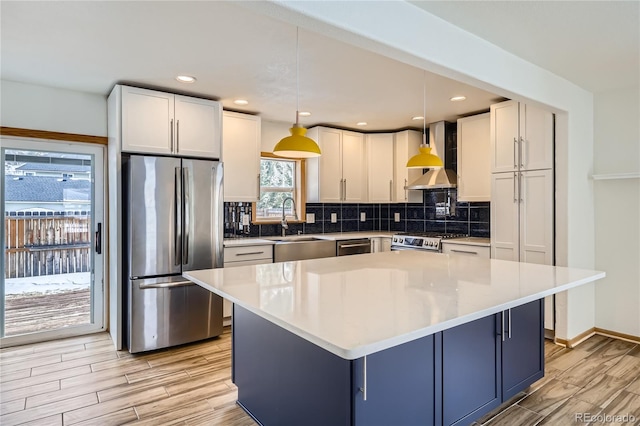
[450,96,466,102]
[176,75,196,83]
[412,116,424,121]
[356,122,368,126]
[298,111,311,117]
[407,72,443,169]
[234,99,249,105]
[273,27,321,158]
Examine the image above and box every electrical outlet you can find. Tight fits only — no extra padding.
[360,212,366,222]
[241,214,250,226]
[394,212,400,222]
[331,213,338,223]
[306,213,315,224]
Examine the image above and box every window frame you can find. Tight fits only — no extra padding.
[252,152,306,224]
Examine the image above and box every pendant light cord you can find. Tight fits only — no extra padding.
[423,70,427,146]
[295,27,300,126]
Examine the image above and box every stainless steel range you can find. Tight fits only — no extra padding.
[391,232,468,252]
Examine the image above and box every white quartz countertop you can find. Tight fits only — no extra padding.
[441,237,491,247]
[224,232,394,247]
[184,251,604,360]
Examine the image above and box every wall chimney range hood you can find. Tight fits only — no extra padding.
[405,121,457,190]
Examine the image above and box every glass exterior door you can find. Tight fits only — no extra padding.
[1,137,105,346]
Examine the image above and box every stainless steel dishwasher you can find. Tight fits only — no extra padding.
[336,238,372,256]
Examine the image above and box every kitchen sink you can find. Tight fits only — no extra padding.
[273,237,336,262]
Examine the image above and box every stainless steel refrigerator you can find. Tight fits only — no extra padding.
[123,155,224,353]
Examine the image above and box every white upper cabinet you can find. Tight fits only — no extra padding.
[490,100,553,173]
[393,130,423,203]
[117,85,221,158]
[121,86,174,155]
[174,95,221,159]
[222,111,261,202]
[306,127,366,203]
[367,133,394,202]
[457,113,491,202]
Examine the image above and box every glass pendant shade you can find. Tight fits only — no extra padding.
[273,124,321,158]
[406,145,443,168]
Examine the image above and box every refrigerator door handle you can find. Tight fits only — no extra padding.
[139,280,195,289]
[175,167,182,266]
[213,162,224,268]
[183,167,190,265]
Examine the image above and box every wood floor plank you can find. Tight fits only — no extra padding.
[517,378,581,416]
[0,397,25,416]
[0,353,61,373]
[0,368,32,382]
[60,361,149,389]
[0,393,98,426]
[26,375,127,409]
[546,348,591,371]
[19,413,63,426]
[576,334,613,353]
[556,353,617,387]
[573,374,632,408]
[134,382,229,419]
[31,351,118,376]
[484,405,543,426]
[61,343,118,362]
[0,365,91,393]
[97,371,188,402]
[89,355,150,373]
[600,390,640,421]
[584,338,636,366]
[71,408,138,426]
[125,357,208,384]
[605,354,640,379]
[126,400,213,426]
[628,345,640,358]
[627,376,640,396]
[30,334,111,354]
[184,404,255,426]
[1,380,60,405]
[145,347,219,368]
[206,388,238,410]
[165,368,229,396]
[537,397,601,425]
[62,387,168,425]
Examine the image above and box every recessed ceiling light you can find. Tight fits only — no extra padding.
[176,75,196,83]
[450,96,466,102]
[298,111,311,117]
[412,116,424,121]
[234,99,249,105]
[357,122,368,126]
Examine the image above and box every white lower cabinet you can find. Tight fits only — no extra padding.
[371,237,392,253]
[441,242,490,258]
[223,244,273,321]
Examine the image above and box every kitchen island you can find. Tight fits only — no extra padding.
[184,251,604,426]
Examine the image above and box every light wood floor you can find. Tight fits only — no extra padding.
[1,331,639,426]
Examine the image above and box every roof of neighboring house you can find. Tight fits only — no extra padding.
[15,162,91,173]
[5,176,90,202]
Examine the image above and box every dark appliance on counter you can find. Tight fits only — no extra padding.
[122,155,224,353]
[390,232,468,252]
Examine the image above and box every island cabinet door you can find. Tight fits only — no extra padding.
[501,299,544,400]
[442,314,502,426]
[353,335,436,426]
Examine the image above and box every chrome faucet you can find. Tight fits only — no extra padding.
[281,196,298,237]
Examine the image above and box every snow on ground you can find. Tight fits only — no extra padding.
[4,272,90,295]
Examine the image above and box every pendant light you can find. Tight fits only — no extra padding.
[406,72,443,168]
[273,27,321,158]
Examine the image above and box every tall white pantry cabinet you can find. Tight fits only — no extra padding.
[490,100,555,331]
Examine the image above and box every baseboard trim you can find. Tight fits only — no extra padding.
[594,327,640,344]
[555,327,596,348]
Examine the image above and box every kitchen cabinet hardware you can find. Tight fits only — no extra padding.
[508,308,512,339]
[174,167,182,266]
[139,280,195,289]
[170,118,175,153]
[519,136,525,168]
[183,167,190,265]
[404,179,408,200]
[235,251,266,256]
[450,249,477,255]
[360,355,368,401]
[176,119,180,153]
[389,180,393,200]
[513,172,518,203]
[95,223,102,254]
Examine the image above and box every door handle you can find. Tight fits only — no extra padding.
[359,355,368,401]
[513,172,518,203]
[343,179,347,201]
[175,167,182,266]
[183,167,190,265]
[404,178,407,200]
[389,180,393,201]
[94,222,102,254]
[513,137,518,169]
[519,136,525,168]
[501,311,506,342]
[450,249,478,255]
[170,119,174,153]
[235,251,265,256]
[176,119,180,153]
[139,280,195,289]
[508,308,512,339]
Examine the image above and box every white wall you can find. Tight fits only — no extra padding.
[246,0,597,341]
[261,119,291,153]
[0,80,107,136]
[593,86,640,337]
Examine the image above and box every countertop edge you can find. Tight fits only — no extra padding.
[183,269,605,360]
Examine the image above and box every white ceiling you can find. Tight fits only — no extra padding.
[1,1,637,132]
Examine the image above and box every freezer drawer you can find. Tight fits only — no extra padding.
[128,276,223,353]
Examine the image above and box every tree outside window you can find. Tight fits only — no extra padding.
[253,153,305,222]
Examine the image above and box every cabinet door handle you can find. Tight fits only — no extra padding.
[404,179,408,200]
[501,311,506,342]
[389,180,393,201]
[176,119,180,153]
[257,174,261,201]
[513,137,518,169]
[519,172,524,203]
[235,251,265,256]
[513,172,518,203]
[508,308,512,339]
[170,119,175,153]
[519,136,525,168]
[451,249,478,255]
[339,179,343,201]
[344,179,347,201]
[359,355,368,401]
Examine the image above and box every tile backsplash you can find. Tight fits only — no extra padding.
[224,189,489,239]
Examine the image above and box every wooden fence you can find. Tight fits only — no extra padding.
[4,214,91,279]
